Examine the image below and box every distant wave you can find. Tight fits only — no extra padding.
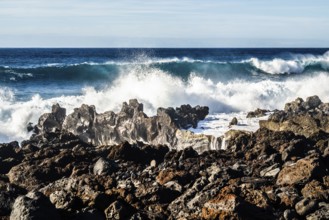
[248,51,329,74]
[1,51,328,83]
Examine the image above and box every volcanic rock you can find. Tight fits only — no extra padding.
[260,96,329,137]
[10,191,60,220]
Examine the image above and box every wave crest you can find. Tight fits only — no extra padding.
[249,50,329,74]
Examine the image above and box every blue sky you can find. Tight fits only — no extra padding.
[0,0,328,47]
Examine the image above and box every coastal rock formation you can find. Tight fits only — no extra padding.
[260,95,329,137]
[31,99,217,152]
[0,96,329,219]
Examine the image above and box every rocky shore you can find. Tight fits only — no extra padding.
[1,96,329,219]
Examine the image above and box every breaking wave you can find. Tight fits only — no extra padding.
[1,62,329,143]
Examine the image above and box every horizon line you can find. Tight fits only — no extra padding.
[0,47,329,49]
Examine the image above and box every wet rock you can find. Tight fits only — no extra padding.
[260,96,329,137]
[305,95,322,109]
[35,103,66,134]
[295,198,318,216]
[10,191,60,220]
[229,117,238,126]
[247,108,269,118]
[61,100,208,150]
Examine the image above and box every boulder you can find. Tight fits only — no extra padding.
[229,117,238,126]
[10,191,60,220]
[93,157,117,176]
[276,157,322,186]
[301,180,329,200]
[306,202,329,220]
[295,198,318,216]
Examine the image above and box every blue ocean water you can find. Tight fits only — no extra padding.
[1,48,329,142]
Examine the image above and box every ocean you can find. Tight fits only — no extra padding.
[1,48,329,143]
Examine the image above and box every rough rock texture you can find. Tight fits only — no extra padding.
[10,191,60,220]
[32,100,214,152]
[0,96,329,219]
[260,95,329,137]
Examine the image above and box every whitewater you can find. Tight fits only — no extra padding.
[1,48,329,143]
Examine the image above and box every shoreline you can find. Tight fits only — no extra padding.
[0,95,329,219]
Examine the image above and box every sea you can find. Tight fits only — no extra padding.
[1,48,329,143]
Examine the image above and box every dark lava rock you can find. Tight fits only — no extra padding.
[260,96,329,137]
[247,108,269,118]
[229,117,238,126]
[2,96,329,219]
[10,191,60,220]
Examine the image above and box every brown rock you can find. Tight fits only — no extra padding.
[301,180,329,200]
[156,169,187,185]
[276,157,321,186]
[202,194,241,219]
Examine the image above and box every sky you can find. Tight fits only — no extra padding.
[0,0,328,47]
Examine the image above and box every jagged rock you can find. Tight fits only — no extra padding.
[10,191,60,220]
[295,198,318,216]
[35,103,66,134]
[32,100,210,152]
[175,130,222,152]
[3,96,329,219]
[276,157,322,186]
[260,96,329,137]
[247,108,269,118]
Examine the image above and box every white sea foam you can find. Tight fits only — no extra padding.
[1,64,329,143]
[189,112,269,137]
[249,51,329,74]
